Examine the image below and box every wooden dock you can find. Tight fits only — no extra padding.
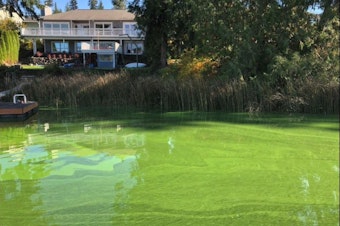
[0,101,39,120]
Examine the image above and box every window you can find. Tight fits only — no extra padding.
[98,54,113,62]
[43,23,52,34]
[94,41,116,50]
[61,23,69,34]
[95,23,112,35]
[75,24,90,35]
[125,41,144,55]
[43,22,69,35]
[52,41,69,53]
[75,41,117,52]
[75,42,91,52]
[123,22,141,37]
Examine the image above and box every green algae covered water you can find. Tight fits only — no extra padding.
[0,110,339,225]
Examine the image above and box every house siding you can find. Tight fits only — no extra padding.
[21,10,144,68]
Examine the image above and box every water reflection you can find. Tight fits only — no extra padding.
[1,145,52,180]
[297,168,340,226]
[0,117,143,225]
[33,152,138,225]
[168,136,174,154]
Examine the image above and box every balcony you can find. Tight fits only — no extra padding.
[21,28,144,39]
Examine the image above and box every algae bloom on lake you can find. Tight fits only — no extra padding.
[0,110,338,225]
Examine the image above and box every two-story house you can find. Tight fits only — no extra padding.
[21,7,144,68]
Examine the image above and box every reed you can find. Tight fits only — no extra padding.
[20,69,339,114]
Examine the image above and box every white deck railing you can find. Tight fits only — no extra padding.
[21,28,143,38]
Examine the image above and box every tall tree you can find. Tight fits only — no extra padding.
[88,0,98,9]
[53,2,62,13]
[97,0,104,9]
[45,0,53,7]
[112,0,126,9]
[129,0,190,69]
[179,0,333,80]
[131,0,338,77]
[65,3,70,11]
[0,0,42,19]
[69,0,78,10]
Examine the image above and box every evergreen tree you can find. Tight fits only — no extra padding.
[88,0,98,9]
[69,0,78,10]
[0,0,42,19]
[53,2,62,13]
[129,0,194,68]
[112,0,126,9]
[65,3,70,12]
[97,0,104,9]
[45,0,53,7]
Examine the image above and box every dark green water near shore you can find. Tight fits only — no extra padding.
[0,109,338,225]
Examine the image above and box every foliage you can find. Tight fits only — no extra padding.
[53,2,62,13]
[129,0,170,69]
[0,30,20,65]
[129,0,196,69]
[164,51,219,79]
[129,0,338,84]
[97,0,104,9]
[43,63,63,75]
[45,0,53,7]
[69,0,78,10]
[112,0,126,9]
[268,15,339,90]
[0,18,20,31]
[0,33,7,64]
[88,0,98,9]
[0,0,42,19]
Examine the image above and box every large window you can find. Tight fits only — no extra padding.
[75,41,117,52]
[123,22,141,37]
[52,41,69,53]
[75,23,90,35]
[43,22,69,35]
[95,23,112,35]
[125,41,144,55]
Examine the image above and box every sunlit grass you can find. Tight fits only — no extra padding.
[20,64,45,70]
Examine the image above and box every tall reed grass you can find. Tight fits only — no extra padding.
[20,70,339,114]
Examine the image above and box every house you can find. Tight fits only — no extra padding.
[20,7,144,68]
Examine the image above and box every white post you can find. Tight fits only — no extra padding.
[32,39,37,55]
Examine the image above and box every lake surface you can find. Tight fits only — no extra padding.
[0,109,339,225]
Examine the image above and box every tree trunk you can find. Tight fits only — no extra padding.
[160,34,167,68]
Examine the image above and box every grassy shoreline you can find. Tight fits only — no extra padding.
[1,67,338,114]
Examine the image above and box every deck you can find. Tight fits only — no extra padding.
[0,102,39,120]
[20,28,143,40]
